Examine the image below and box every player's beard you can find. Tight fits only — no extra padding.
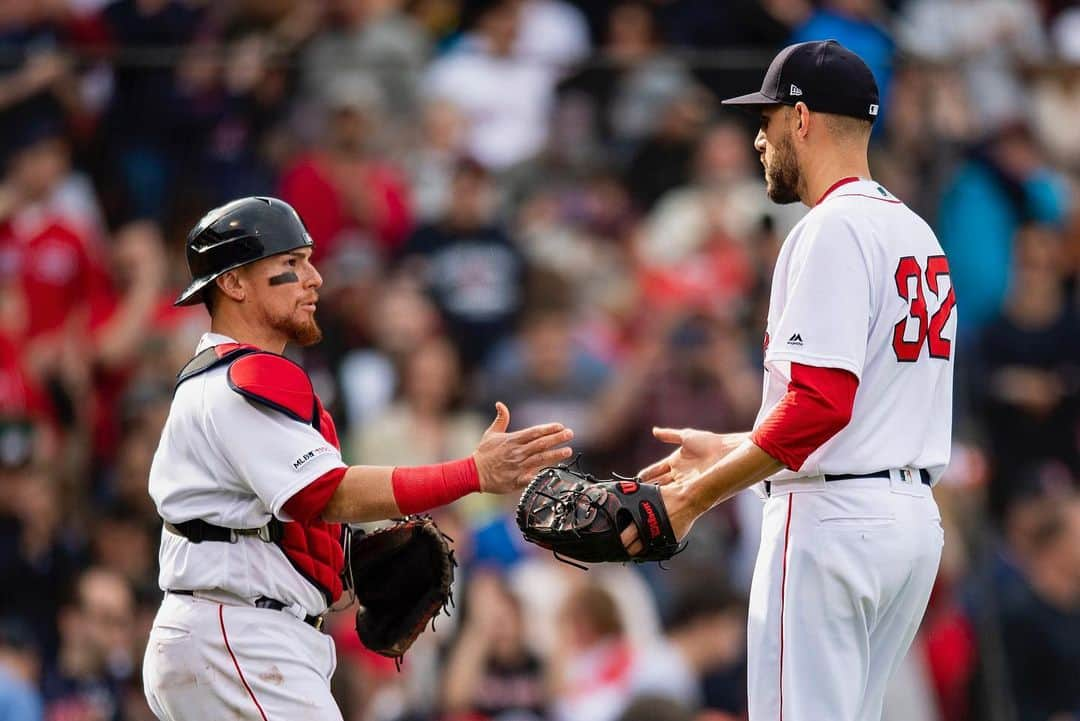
[765,132,801,205]
[268,307,323,347]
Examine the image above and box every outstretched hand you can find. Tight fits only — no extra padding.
[473,402,574,495]
[638,428,741,486]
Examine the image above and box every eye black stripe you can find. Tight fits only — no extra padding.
[268,271,299,286]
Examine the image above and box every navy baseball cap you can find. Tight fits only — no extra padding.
[722,40,880,122]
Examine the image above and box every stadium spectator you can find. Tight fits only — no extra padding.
[407,100,469,224]
[41,568,135,721]
[993,492,1080,721]
[178,30,290,205]
[399,158,526,370]
[514,0,590,72]
[624,85,715,212]
[301,0,429,123]
[556,1,695,157]
[937,121,1070,334]
[279,74,414,264]
[897,0,1048,133]
[636,120,799,299]
[482,303,610,444]
[549,582,685,721]
[424,0,558,170]
[976,223,1080,518]
[0,465,85,665]
[97,0,206,221]
[349,334,486,467]
[636,581,748,715]
[589,313,760,475]
[333,272,441,430]
[441,570,547,720]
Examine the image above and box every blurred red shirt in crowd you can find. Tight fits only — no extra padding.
[0,211,112,343]
[279,153,412,263]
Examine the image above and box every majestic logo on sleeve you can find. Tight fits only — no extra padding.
[787,333,804,346]
[293,446,334,471]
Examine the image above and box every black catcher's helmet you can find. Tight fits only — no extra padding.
[175,196,314,307]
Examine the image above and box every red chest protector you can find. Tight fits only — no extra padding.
[176,343,345,605]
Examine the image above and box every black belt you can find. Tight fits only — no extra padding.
[164,518,282,544]
[168,590,325,631]
[765,469,931,496]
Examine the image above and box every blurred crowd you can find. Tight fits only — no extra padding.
[0,0,1078,720]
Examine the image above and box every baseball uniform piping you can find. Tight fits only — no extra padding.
[832,193,903,204]
[779,494,794,721]
[219,604,270,721]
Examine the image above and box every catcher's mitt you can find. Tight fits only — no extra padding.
[346,517,455,663]
[516,462,682,566]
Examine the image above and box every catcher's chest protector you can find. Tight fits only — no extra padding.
[177,344,346,604]
[274,398,345,605]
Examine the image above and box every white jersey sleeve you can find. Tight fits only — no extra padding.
[764,212,871,379]
[205,383,346,520]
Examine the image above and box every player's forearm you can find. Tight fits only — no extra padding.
[321,465,401,523]
[683,439,784,512]
[321,458,482,523]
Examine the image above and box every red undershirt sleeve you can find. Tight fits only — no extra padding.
[750,363,859,471]
[282,467,347,525]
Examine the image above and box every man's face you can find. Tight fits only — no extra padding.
[754,106,801,205]
[80,573,134,662]
[240,248,324,346]
[10,137,69,201]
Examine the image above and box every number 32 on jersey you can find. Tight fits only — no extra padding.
[893,255,956,362]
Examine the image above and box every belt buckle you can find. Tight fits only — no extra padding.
[312,615,325,632]
[256,525,273,543]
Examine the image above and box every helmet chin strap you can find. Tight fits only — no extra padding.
[268,271,299,286]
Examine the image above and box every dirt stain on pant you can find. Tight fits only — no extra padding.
[258,665,285,686]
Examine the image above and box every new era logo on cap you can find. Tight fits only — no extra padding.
[790,84,803,96]
[869,104,879,116]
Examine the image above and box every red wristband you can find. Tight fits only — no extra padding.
[391,457,481,515]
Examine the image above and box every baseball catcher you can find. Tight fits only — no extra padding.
[143,196,575,720]
[516,461,682,566]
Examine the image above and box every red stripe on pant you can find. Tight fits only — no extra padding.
[219,604,270,721]
[779,494,794,721]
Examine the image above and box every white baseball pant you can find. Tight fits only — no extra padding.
[747,471,943,721]
[143,591,341,721]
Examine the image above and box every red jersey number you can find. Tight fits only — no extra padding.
[892,255,955,362]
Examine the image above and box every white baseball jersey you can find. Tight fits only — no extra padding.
[149,332,347,617]
[744,178,950,721]
[754,178,956,482]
